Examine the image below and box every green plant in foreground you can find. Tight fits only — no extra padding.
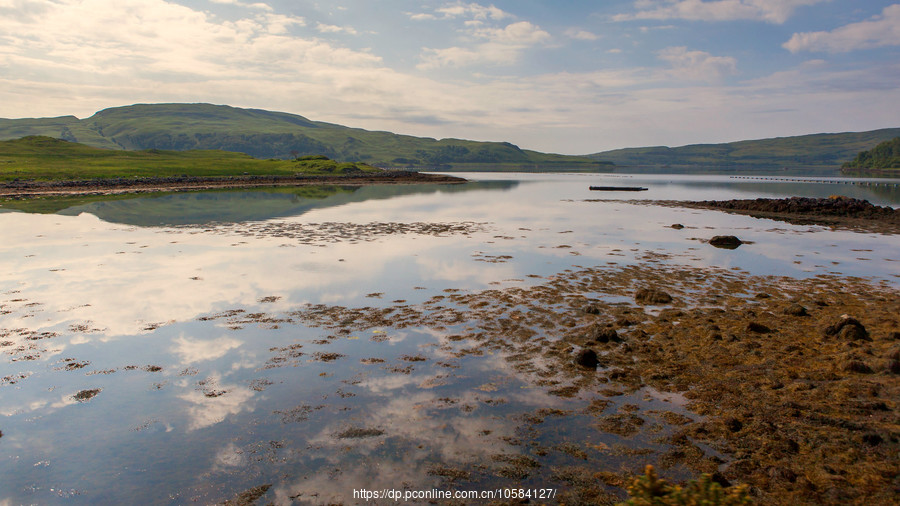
[620,465,752,506]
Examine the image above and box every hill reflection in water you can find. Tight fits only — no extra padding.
[55,180,520,226]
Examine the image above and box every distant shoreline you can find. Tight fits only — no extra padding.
[0,171,467,199]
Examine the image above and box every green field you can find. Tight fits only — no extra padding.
[0,136,379,181]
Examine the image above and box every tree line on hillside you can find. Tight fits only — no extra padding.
[843,137,900,170]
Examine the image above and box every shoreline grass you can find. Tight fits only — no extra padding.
[0,136,380,181]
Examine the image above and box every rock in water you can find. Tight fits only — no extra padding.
[709,235,743,249]
[747,322,772,333]
[575,349,599,369]
[824,317,870,341]
[784,304,808,316]
[635,288,672,305]
[588,324,621,343]
[842,360,873,374]
[582,303,601,315]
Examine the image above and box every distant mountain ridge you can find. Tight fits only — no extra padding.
[0,103,601,171]
[3,103,896,173]
[587,128,900,172]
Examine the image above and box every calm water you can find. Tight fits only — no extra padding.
[1,173,898,504]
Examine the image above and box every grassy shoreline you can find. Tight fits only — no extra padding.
[0,136,383,181]
[0,136,466,200]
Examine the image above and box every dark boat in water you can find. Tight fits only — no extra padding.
[589,186,648,191]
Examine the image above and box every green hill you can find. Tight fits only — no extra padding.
[0,135,378,181]
[587,128,900,172]
[842,137,900,174]
[0,103,604,171]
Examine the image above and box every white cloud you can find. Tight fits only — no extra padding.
[417,46,481,68]
[316,22,358,35]
[408,12,437,21]
[435,2,510,21]
[0,0,53,22]
[208,0,273,10]
[472,21,550,45]
[565,28,601,41]
[263,13,307,33]
[614,0,828,24]
[407,2,510,26]
[640,24,677,32]
[784,4,900,53]
[657,46,738,81]
[418,21,550,69]
[0,0,374,91]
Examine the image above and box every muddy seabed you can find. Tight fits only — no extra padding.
[1,183,899,505]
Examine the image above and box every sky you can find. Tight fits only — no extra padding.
[1,1,899,155]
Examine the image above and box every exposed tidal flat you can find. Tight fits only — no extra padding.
[0,173,898,504]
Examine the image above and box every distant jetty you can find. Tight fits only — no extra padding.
[589,186,648,191]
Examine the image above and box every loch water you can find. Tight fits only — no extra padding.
[0,173,898,504]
